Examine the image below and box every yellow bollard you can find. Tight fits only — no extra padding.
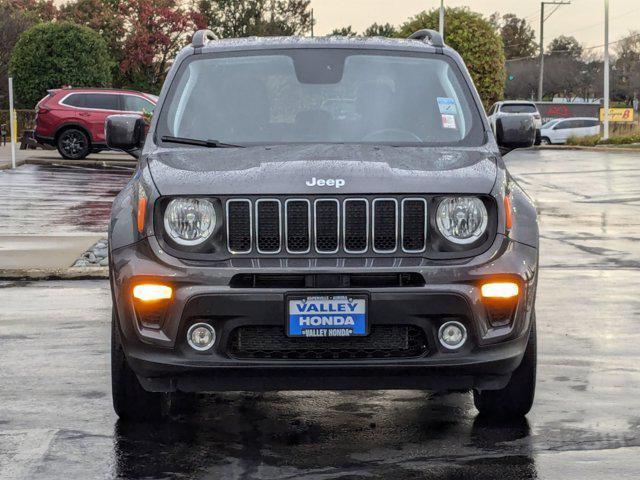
[12,109,18,144]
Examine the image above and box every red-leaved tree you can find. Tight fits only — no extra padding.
[119,0,203,93]
[3,0,57,21]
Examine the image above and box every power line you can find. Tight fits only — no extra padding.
[501,5,640,54]
[506,31,640,62]
[544,4,562,21]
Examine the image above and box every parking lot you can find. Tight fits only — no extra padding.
[1,148,639,479]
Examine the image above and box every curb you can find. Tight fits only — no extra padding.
[0,267,109,280]
[536,145,640,153]
[1,157,136,170]
[24,158,137,168]
[0,159,26,170]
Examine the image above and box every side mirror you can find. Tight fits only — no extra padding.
[495,115,536,155]
[105,114,146,159]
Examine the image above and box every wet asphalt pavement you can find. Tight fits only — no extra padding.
[0,164,132,235]
[1,149,640,479]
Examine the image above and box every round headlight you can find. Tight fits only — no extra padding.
[436,196,488,244]
[164,198,216,246]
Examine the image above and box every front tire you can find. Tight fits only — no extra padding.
[57,128,90,159]
[111,308,169,421]
[540,137,551,145]
[473,313,537,418]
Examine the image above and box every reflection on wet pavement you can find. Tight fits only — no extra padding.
[0,164,131,235]
[1,149,640,479]
[508,149,640,270]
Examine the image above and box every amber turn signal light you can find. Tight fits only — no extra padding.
[137,196,147,233]
[481,282,519,299]
[504,196,513,230]
[133,284,173,302]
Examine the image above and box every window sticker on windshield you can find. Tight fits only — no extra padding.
[441,114,457,129]
[437,97,458,114]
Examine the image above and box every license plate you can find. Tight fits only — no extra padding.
[287,295,368,337]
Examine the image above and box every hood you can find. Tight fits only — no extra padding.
[147,144,497,196]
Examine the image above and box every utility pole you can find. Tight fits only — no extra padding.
[538,1,571,101]
[310,8,314,37]
[603,0,610,139]
[439,0,444,37]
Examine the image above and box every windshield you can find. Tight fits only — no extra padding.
[541,119,559,129]
[156,49,485,147]
[501,104,538,114]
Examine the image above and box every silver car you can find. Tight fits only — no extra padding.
[540,117,600,145]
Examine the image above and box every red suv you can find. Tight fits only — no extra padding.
[35,87,157,159]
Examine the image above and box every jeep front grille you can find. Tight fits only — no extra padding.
[226,200,252,253]
[226,197,428,255]
[343,199,368,253]
[256,199,281,253]
[372,199,398,253]
[285,199,311,253]
[314,199,339,253]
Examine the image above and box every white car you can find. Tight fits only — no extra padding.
[539,117,600,145]
[487,101,543,143]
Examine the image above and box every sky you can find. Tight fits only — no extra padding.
[311,0,640,55]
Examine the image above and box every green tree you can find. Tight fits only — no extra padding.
[491,13,537,60]
[330,26,356,36]
[196,0,313,38]
[548,35,583,58]
[363,22,397,37]
[57,0,126,84]
[0,7,38,107]
[613,31,640,101]
[398,7,506,108]
[9,21,113,107]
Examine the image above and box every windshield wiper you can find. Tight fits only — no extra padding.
[160,135,244,148]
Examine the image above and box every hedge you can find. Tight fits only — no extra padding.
[9,21,113,108]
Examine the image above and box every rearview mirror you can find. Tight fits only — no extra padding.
[495,115,536,155]
[105,114,146,159]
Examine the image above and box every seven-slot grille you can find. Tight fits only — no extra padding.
[226,197,427,255]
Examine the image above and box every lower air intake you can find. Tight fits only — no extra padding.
[228,325,428,360]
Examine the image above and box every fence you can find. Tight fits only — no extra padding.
[609,122,640,136]
[0,109,36,137]
[535,102,601,124]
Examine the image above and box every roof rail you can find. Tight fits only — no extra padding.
[408,29,444,48]
[192,29,217,49]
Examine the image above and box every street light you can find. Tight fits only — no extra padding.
[439,0,444,37]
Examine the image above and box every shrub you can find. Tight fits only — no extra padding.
[9,21,113,108]
[599,134,640,145]
[566,135,600,146]
[564,134,640,146]
[398,7,506,109]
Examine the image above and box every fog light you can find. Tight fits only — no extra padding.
[481,282,519,299]
[187,323,216,351]
[133,284,173,302]
[438,321,467,350]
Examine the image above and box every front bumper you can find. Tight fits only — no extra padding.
[110,234,538,392]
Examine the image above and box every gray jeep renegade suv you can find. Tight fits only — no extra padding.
[106,29,539,420]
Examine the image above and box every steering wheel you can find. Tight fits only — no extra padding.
[362,129,423,142]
